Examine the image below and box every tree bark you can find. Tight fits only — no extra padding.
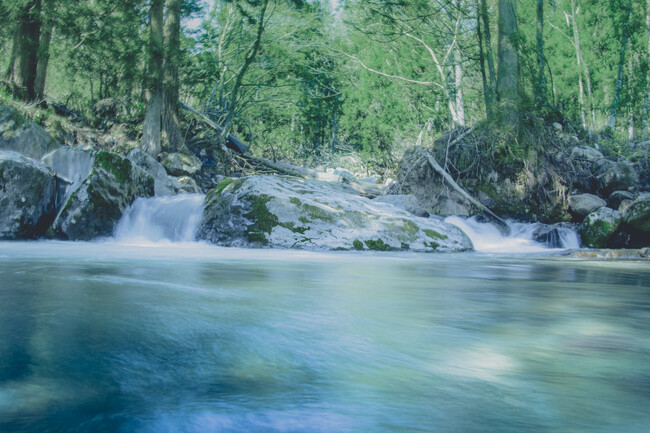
[11,0,42,101]
[479,0,497,118]
[141,0,164,156]
[34,17,52,100]
[497,0,519,129]
[608,0,632,130]
[163,0,183,151]
[535,0,546,109]
[642,0,650,139]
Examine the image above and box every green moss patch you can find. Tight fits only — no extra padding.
[364,238,389,251]
[244,194,278,244]
[424,229,448,240]
[214,178,234,196]
[94,151,131,184]
[353,239,364,250]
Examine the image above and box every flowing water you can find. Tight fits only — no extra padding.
[1,196,649,432]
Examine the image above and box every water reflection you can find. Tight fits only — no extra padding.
[0,243,649,432]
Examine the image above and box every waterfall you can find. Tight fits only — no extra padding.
[445,216,580,253]
[114,194,205,244]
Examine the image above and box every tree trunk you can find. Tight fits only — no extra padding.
[476,0,491,116]
[497,0,519,128]
[643,0,650,139]
[141,0,164,156]
[163,0,183,151]
[11,0,42,101]
[454,46,466,127]
[608,0,632,130]
[34,18,52,100]
[535,0,546,109]
[480,0,497,118]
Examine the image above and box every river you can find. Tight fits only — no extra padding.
[0,196,649,432]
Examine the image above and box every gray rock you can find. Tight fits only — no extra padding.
[622,193,650,233]
[579,207,621,248]
[608,190,635,210]
[570,146,604,162]
[594,159,639,195]
[431,195,471,217]
[197,175,473,252]
[0,106,60,159]
[50,151,154,240]
[532,225,564,248]
[176,176,202,194]
[128,148,179,196]
[0,151,57,239]
[569,193,606,219]
[618,199,633,215]
[162,152,202,177]
[372,194,429,217]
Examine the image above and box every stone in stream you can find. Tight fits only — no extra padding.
[127,148,180,196]
[197,175,473,252]
[568,193,606,220]
[578,207,622,248]
[161,152,202,177]
[0,151,57,239]
[49,151,154,240]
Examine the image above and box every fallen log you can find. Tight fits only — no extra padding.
[180,102,250,154]
[412,123,509,233]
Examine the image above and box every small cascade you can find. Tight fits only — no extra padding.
[114,194,205,243]
[445,216,580,253]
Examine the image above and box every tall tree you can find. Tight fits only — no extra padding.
[162,0,183,150]
[644,0,650,138]
[497,0,519,128]
[608,0,632,129]
[477,0,497,118]
[34,0,53,100]
[8,0,42,100]
[142,0,165,156]
[535,0,546,109]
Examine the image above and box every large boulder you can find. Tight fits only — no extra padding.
[128,148,179,196]
[570,146,604,162]
[49,151,154,240]
[0,151,57,239]
[0,106,59,159]
[197,175,473,252]
[579,207,621,248]
[162,152,202,177]
[622,193,650,234]
[593,159,639,195]
[569,193,606,219]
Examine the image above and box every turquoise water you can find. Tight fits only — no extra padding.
[1,241,649,432]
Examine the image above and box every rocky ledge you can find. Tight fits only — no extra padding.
[197,175,473,252]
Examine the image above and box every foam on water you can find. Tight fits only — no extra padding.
[445,215,580,253]
[114,194,205,244]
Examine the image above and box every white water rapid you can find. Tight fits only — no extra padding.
[111,194,580,252]
[114,194,205,244]
[445,216,580,253]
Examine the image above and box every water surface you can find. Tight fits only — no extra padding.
[1,241,649,432]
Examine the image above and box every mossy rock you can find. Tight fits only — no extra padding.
[579,207,621,248]
[623,194,650,233]
[197,175,473,251]
[50,150,154,240]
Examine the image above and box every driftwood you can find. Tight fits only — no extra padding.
[413,124,509,232]
[419,149,509,231]
[180,102,249,154]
